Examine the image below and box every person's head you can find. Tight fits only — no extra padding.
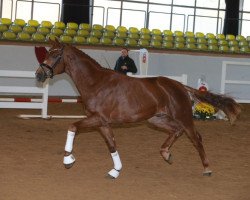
[121,48,129,58]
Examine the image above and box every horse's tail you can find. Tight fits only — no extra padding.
[184,85,241,125]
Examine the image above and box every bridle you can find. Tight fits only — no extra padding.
[39,46,64,79]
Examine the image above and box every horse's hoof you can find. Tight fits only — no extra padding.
[64,162,75,169]
[165,153,173,165]
[107,169,120,179]
[203,170,212,176]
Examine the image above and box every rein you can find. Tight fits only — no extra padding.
[40,46,64,79]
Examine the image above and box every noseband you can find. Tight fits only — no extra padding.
[39,46,64,79]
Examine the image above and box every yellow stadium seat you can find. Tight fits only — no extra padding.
[205,33,216,39]
[229,46,239,52]
[174,42,185,49]
[87,36,99,45]
[151,29,162,36]
[140,33,151,40]
[238,40,248,47]
[90,30,102,38]
[40,21,53,29]
[163,35,174,42]
[100,37,112,45]
[66,22,78,30]
[73,36,86,44]
[46,34,57,41]
[104,25,116,32]
[103,31,115,39]
[77,29,89,37]
[216,34,225,40]
[174,36,185,43]
[92,24,103,32]
[64,29,77,37]
[37,27,50,35]
[196,38,207,44]
[23,26,36,34]
[54,21,66,30]
[115,32,127,39]
[174,30,184,37]
[60,35,73,43]
[208,44,219,51]
[9,24,22,34]
[128,27,139,34]
[185,43,196,50]
[116,26,127,33]
[162,41,173,49]
[140,28,151,35]
[236,35,246,41]
[195,32,205,38]
[151,35,162,41]
[218,40,228,46]
[125,38,137,47]
[219,45,229,52]
[79,23,91,31]
[185,31,195,38]
[197,43,208,50]
[240,46,249,53]
[0,18,12,26]
[163,30,173,37]
[207,38,217,45]
[246,36,250,42]
[138,39,150,47]
[2,31,16,40]
[17,32,31,41]
[228,40,238,46]
[0,24,8,32]
[186,37,196,43]
[226,34,235,41]
[13,19,26,27]
[112,37,125,46]
[150,40,162,48]
[128,33,139,40]
[28,19,39,28]
[51,28,63,36]
[32,33,45,42]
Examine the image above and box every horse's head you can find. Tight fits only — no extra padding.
[35,38,65,82]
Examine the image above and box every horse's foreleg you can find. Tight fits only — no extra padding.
[63,116,103,169]
[99,126,122,179]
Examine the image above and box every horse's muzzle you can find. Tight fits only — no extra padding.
[35,71,47,83]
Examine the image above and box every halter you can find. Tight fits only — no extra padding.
[39,46,64,79]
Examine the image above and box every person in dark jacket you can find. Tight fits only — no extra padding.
[114,48,137,75]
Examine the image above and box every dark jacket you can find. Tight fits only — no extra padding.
[114,56,137,74]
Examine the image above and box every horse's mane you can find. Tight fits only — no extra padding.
[70,45,114,73]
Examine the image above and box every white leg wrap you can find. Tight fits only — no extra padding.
[63,154,75,165]
[108,151,122,178]
[65,131,75,152]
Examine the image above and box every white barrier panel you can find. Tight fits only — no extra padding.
[221,61,250,103]
[128,73,188,85]
[0,70,49,118]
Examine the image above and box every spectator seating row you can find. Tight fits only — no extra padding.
[0,18,250,53]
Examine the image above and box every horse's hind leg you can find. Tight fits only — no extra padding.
[148,115,184,164]
[99,126,122,179]
[185,127,212,176]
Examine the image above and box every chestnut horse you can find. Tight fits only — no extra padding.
[35,39,241,179]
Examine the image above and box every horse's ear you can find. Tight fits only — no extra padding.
[35,46,48,64]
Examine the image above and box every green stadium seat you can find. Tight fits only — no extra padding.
[54,21,66,30]
[17,32,31,41]
[128,27,139,34]
[32,33,45,42]
[102,31,115,39]
[2,31,16,40]
[140,33,151,40]
[150,39,162,48]
[207,38,217,45]
[186,37,196,44]
[196,38,207,44]
[79,23,91,31]
[60,35,73,43]
[128,33,139,40]
[195,32,205,38]
[116,26,127,33]
[163,35,174,42]
[115,32,127,39]
[66,22,78,30]
[229,46,239,53]
[125,38,137,47]
[73,36,86,44]
[208,44,219,51]
[219,45,229,52]
[100,37,112,45]
[174,42,185,49]
[46,34,57,41]
[87,36,99,45]
[51,28,64,36]
[112,37,125,46]
[8,24,22,34]
[174,36,185,43]
[228,40,238,46]
[226,34,235,41]
[151,35,162,41]
[216,34,225,40]
[205,33,216,39]
[162,41,173,49]
[0,18,12,26]
[185,43,196,50]
[240,46,250,53]
[238,40,248,47]
[218,39,228,46]
[196,43,208,50]
[236,35,246,42]
[246,36,250,42]
[184,31,195,38]
[13,19,26,27]
[138,39,150,47]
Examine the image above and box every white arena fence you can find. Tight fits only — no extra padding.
[221,61,250,103]
[0,69,188,119]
